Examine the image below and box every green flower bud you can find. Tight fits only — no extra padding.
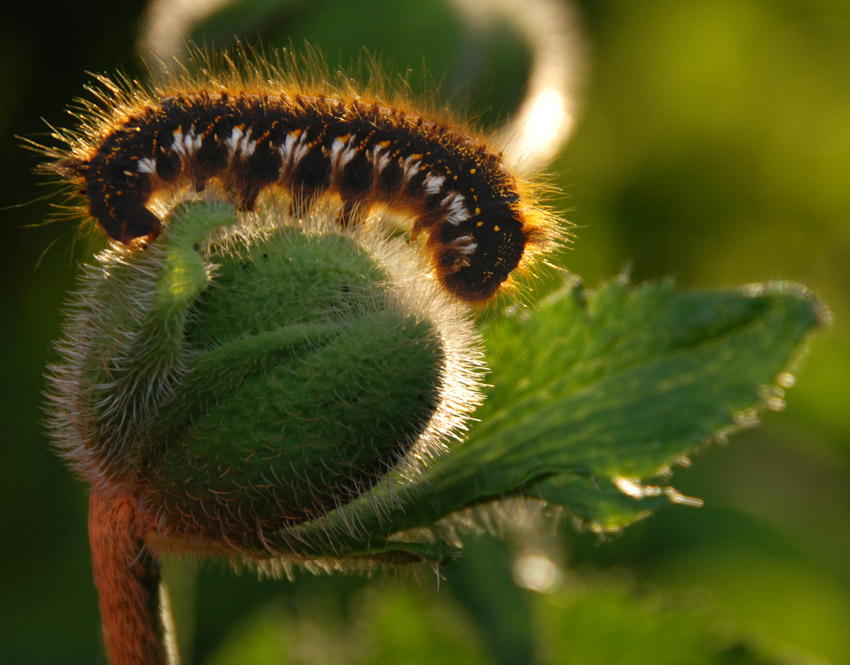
[47,200,485,555]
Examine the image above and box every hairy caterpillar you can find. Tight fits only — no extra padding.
[41,49,557,301]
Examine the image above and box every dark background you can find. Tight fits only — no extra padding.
[2,1,848,663]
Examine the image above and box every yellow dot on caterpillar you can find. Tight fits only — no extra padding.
[475,207,481,215]
[470,168,476,174]
[494,225,501,232]
[476,221,483,227]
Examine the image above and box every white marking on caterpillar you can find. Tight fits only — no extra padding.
[290,132,310,166]
[449,235,478,254]
[402,154,421,181]
[339,146,357,168]
[239,133,256,158]
[441,191,470,224]
[137,158,156,174]
[226,128,255,157]
[424,173,445,195]
[187,128,202,153]
[278,130,301,164]
[371,144,392,172]
[171,130,186,156]
[172,128,202,157]
[329,136,347,164]
[330,135,357,168]
[225,127,244,155]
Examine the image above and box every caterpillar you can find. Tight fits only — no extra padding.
[42,49,556,302]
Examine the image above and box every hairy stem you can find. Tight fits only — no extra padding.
[89,490,169,665]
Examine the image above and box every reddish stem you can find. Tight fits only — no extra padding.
[88,490,168,665]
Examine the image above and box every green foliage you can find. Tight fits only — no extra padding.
[325,277,824,556]
[535,577,777,665]
[5,1,848,664]
[42,194,828,664]
[202,573,784,665]
[45,198,826,567]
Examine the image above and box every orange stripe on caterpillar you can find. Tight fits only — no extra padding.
[43,53,557,302]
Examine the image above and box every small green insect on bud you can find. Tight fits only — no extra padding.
[47,199,485,556]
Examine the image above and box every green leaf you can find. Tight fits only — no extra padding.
[535,576,783,665]
[201,573,784,665]
[529,474,671,532]
[394,277,826,534]
[286,276,826,562]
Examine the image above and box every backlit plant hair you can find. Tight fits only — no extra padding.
[38,17,825,665]
[41,44,553,665]
[47,192,490,663]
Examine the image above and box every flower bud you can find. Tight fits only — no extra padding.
[47,200,484,555]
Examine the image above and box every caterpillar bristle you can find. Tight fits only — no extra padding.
[40,44,564,302]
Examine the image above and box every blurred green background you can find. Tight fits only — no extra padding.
[1,0,848,663]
